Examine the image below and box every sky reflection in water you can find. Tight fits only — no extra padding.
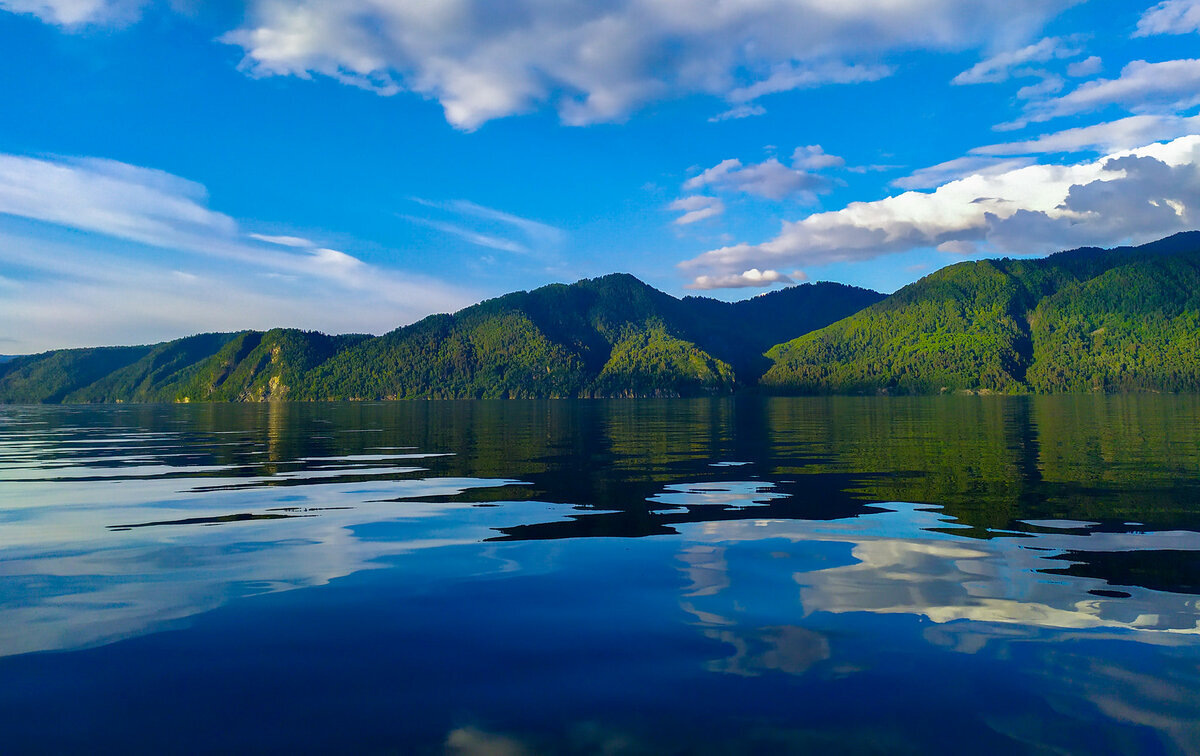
[1,398,1199,754]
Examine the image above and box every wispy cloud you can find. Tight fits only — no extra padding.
[1002,58,1200,129]
[972,114,1200,156]
[248,233,317,248]
[708,104,766,123]
[403,215,531,254]
[670,196,725,226]
[893,156,1037,190]
[0,152,473,352]
[0,0,147,27]
[405,198,565,256]
[952,37,1082,85]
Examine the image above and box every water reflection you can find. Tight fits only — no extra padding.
[2,398,1200,752]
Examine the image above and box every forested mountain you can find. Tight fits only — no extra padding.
[8,231,1199,403]
[763,231,1200,394]
[0,275,881,402]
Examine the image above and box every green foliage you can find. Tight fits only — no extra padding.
[589,322,736,397]
[0,345,152,403]
[1,273,876,402]
[764,231,1200,395]
[1026,254,1200,393]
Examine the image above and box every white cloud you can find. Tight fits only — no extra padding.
[792,145,845,171]
[936,240,978,254]
[972,114,1200,156]
[683,145,843,203]
[1066,55,1102,78]
[685,268,794,290]
[1135,0,1200,36]
[0,154,268,259]
[670,195,724,225]
[684,157,830,201]
[680,136,1200,285]
[725,62,893,104]
[1016,59,1200,126]
[708,104,766,123]
[405,198,565,254]
[672,146,845,226]
[0,153,473,352]
[0,0,145,26]
[403,215,530,253]
[248,233,317,247]
[439,199,565,247]
[952,37,1081,85]
[1016,74,1064,100]
[893,156,1037,190]
[219,0,1077,129]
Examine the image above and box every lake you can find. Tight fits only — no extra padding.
[2,397,1200,754]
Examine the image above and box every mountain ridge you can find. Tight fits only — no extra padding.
[6,231,1200,402]
[0,276,881,402]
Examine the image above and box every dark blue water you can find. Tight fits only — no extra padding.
[2,398,1200,754]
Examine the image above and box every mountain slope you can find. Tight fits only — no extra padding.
[763,231,1200,394]
[292,274,881,399]
[0,275,880,402]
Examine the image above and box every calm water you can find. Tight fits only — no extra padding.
[2,397,1200,754]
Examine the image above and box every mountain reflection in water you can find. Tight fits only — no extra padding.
[2,397,1200,754]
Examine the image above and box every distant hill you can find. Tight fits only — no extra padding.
[763,231,1200,394]
[0,275,881,402]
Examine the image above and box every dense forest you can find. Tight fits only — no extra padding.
[763,231,1200,394]
[0,275,879,402]
[5,231,1200,402]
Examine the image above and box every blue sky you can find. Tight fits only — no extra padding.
[1,0,1199,352]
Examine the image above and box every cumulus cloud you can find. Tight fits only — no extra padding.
[972,114,1200,156]
[952,37,1081,85]
[0,153,473,352]
[685,268,794,290]
[1135,0,1200,36]
[680,136,1200,286]
[670,195,724,225]
[218,0,1077,129]
[0,0,145,26]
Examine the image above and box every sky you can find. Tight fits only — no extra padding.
[1,0,1199,353]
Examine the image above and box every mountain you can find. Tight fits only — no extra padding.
[763,231,1200,394]
[0,275,882,402]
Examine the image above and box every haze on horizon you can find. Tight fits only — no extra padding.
[1,0,1199,353]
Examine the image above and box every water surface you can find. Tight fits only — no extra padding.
[2,397,1200,754]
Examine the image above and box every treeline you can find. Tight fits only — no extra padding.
[763,231,1200,394]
